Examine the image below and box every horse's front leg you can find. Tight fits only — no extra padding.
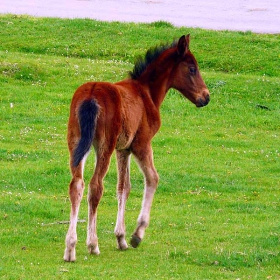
[131,145,159,248]
[114,150,131,250]
[87,149,113,255]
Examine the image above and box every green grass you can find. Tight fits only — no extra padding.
[0,14,280,279]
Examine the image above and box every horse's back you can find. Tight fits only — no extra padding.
[69,80,159,151]
[71,81,119,106]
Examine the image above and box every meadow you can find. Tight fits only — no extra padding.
[0,14,279,279]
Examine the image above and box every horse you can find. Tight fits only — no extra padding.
[63,34,210,262]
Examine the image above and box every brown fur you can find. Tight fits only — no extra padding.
[64,35,210,262]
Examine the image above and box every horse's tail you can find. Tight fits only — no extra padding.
[72,99,98,167]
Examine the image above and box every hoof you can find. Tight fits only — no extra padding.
[117,236,128,250]
[88,244,100,255]
[130,235,141,248]
[118,243,128,250]
[63,248,76,262]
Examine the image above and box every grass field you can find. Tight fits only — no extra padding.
[0,14,279,279]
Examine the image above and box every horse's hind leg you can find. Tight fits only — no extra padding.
[87,148,114,255]
[114,150,131,250]
[64,155,88,262]
[131,144,159,248]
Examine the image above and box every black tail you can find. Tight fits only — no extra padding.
[72,99,98,167]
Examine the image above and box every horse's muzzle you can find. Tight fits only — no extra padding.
[196,94,210,107]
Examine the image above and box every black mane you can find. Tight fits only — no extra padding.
[129,41,177,80]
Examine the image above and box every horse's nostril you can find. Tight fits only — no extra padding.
[196,95,210,107]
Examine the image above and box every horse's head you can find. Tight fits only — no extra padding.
[172,34,210,107]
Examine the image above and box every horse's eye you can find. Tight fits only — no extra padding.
[190,67,196,75]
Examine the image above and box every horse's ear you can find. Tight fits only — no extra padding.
[177,34,190,56]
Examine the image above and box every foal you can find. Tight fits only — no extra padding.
[64,34,210,261]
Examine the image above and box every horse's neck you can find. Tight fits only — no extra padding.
[141,71,174,108]
[140,58,175,108]
[148,80,170,108]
